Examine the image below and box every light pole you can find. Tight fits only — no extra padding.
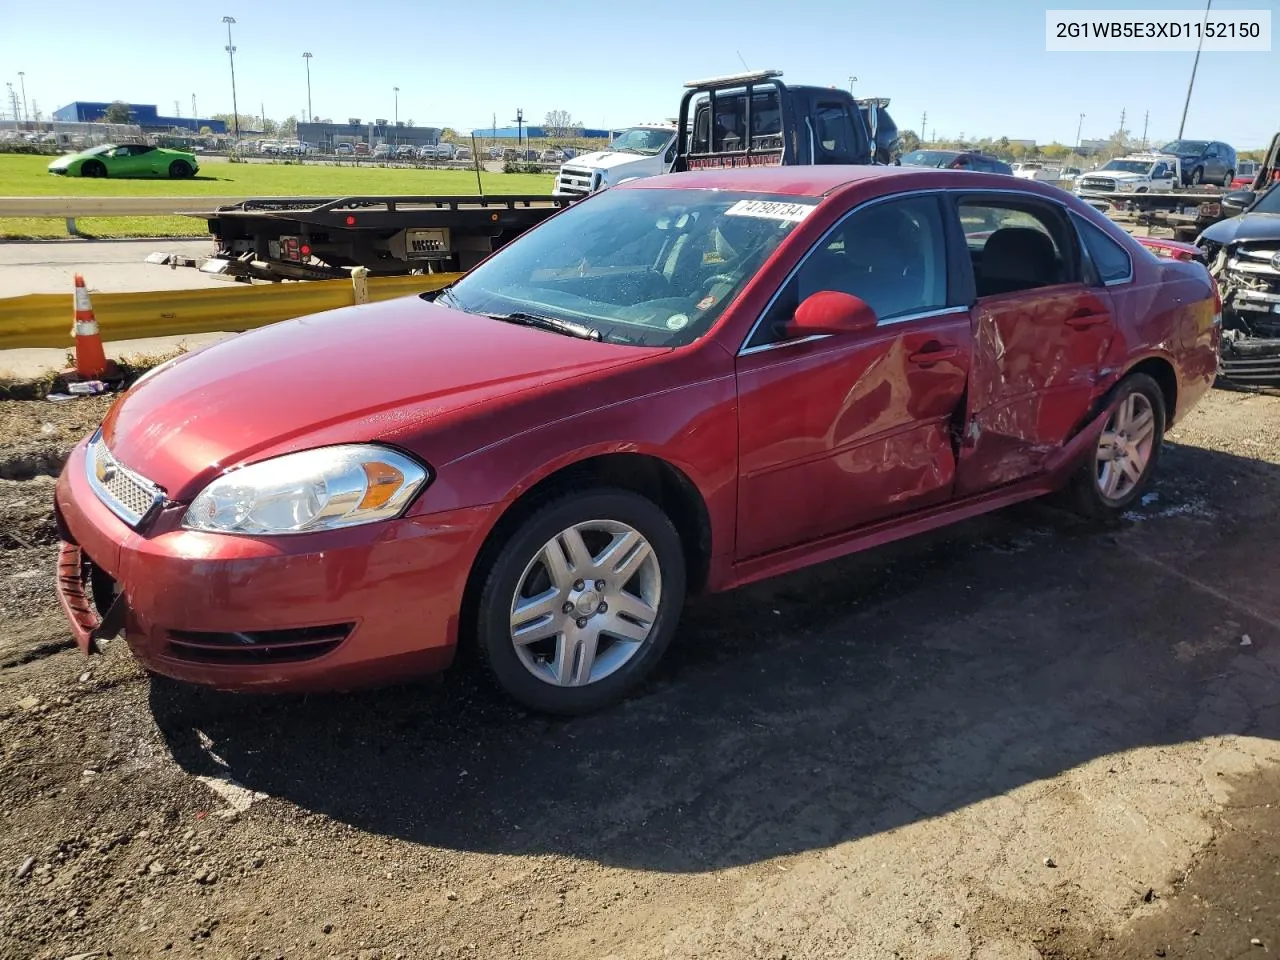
[848,75,857,95]
[1178,0,1212,139]
[302,52,313,124]
[393,86,399,144]
[222,16,240,141]
[17,71,27,124]
[1075,113,1085,150]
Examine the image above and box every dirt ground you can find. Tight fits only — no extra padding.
[0,386,1277,960]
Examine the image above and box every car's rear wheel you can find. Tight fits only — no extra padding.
[474,489,686,715]
[1190,166,1204,186]
[82,160,106,178]
[1222,168,1234,187]
[1070,373,1165,519]
[169,160,192,178]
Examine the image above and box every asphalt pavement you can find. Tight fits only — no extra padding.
[0,239,223,298]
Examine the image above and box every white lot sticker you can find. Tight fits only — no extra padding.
[666,313,690,330]
[725,199,816,223]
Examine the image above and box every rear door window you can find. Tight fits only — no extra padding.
[813,102,858,163]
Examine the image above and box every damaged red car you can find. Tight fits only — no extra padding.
[54,166,1221,715]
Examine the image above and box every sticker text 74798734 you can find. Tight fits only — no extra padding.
[724,199,817,223]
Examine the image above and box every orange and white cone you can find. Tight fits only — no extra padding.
[71,274,109,379]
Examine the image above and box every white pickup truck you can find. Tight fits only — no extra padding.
[1075,154,1182,196]
[552,123,678,198]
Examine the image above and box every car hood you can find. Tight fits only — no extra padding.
[563,150,662,172]
[100,297,663,501]
[48,154,82,167]
[1089,170,1146,181]
[1200,212,1280,245]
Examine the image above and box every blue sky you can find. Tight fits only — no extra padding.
[2,0,1275,148]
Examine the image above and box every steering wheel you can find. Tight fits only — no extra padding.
[698,273,738,302]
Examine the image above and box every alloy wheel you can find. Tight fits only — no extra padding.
[509,520,662,687]
[1094,392,1156,502]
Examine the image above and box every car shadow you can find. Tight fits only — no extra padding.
[150,441,1280,873]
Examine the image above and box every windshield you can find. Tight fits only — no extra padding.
[83,145,113,156]
[608,127,674,155]
[1161,140,1207,154]
[1252,184,1280,215]
[1101,160,1156,174]
[436,188,815,347]
[899,150,956,168]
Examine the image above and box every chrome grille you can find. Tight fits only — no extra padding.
[85,434,164,528]
[554,166,595,197]
[1079,177,1116,192]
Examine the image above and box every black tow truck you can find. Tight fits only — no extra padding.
[178,70,900,282]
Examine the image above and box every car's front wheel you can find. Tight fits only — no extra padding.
[1190,166,1204,186]
[81,160,106,178]
[1069,373,1166,519]
[474,489,687,715]
[1222,168,1234,187]
[169,160,193,178]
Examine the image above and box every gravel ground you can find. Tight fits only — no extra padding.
[0,387,1277,960]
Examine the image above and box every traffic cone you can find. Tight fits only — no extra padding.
[70,274,112,379]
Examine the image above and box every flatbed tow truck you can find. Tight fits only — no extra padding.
[172,70,899,283]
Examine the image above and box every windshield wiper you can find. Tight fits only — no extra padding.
[486,312,602,341]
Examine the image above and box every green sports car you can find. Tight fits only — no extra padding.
[48,143,199,179]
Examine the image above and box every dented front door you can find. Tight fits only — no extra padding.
[955,284,1115,495]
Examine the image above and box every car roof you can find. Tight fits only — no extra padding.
[625,164,1032,199]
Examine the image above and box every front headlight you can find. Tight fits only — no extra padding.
[182,444,429,535]
[1118,182,1136,192]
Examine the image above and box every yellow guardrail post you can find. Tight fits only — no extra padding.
[0,273,464,350]
[352,267,370,305]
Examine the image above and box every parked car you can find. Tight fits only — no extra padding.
[47,143,198,179]
[1198,181,1280,382]
[1075,154,1180,195]
[372,143,391,159]
[1156,139,1237,186]
[455,146,473,161]
[395,144,416,159]
[54,166,1218,715]
[335,142,354,155]
[354,142,370,156]
[899,149,1012,175]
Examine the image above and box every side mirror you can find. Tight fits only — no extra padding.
[1223,189,1257,210]
[787,291,878,338]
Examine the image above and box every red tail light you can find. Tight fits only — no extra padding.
[300,243,312,258]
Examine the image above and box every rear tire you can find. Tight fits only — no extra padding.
[473,488,687,716]
[81,160,106,178]
[1222,168,1234,187]
[168,160,192,178]
[1190,166,1204,186]
[1069,373,1166,520]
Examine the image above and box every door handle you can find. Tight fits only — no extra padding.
[908,345,959,365]
[1066,310,1109,330]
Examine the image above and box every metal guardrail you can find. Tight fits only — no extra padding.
[0,272,462,350]
[0,197,253,218]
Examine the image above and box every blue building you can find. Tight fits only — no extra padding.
[53,102,227,134]
[474,125,615,140]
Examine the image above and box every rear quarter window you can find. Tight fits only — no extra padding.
[1074,215,1133,284]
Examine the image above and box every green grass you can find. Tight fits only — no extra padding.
[0,155,556,239]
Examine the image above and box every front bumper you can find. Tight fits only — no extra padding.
[53,439,491,692]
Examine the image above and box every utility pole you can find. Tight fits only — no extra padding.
[1178,0,1212,138]
[393,86,400,144]
[1141,110,1149,150]
[1076,112,1085,150]
[192,93,197,120]
[260,102,266,134]
[17,71,27,124]
[920,111,927,142]
[175,100,181,119]
[222,16,240,141]
[303,52,313,124]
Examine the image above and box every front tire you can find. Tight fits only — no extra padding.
[1190,166,1204,186]
[81,160,106,178]
[1069,373,1166,520]
[1222,168,1234,187]
[169,160,193,178]
[474,489,687,716]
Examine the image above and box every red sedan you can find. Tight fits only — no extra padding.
[54,166,1221,715]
